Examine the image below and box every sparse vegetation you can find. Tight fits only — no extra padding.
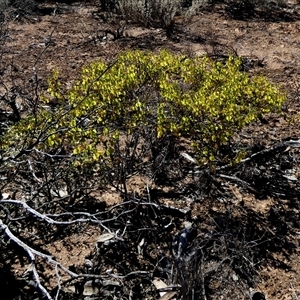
[0,1,300,299]
[100,0,208,35]
[118,0,181,28]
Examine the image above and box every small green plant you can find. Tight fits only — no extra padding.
[1,50,286,167]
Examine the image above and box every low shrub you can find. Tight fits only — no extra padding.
[1,50,286,169]
[118,0,181,28]
[100,0,207,33]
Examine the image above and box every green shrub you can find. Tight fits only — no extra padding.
[1,50,286,167]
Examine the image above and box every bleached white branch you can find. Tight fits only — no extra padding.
[27,159,42,183]
[0,219,59,299]
[0,217,149,298]
[0,219,78,277]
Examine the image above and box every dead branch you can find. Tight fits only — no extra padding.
[235,139,300,165]
[0,218,60,300]
[0,199,117,234]
[0,216,149,298]
[192,139,300,174]
[217,174,259,195]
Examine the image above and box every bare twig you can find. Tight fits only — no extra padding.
[54,265,62,300]
[0,217,149,298]
[192,139,300,174]
[217,173,259,194]
[0,219,58,299]
[200,249,207,300]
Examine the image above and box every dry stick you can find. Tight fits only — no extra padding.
[200,249,207,300]
[1,199,93,225]
[0,199,124,237]
[226,139,300,167]
[192,139,300,174]
[0,219,78,279]
[2,198,188,238]
[34,27,56,68]
[31,262,52,300]
[217,173,259,195]
[54,265,62,300]
[0,219,55,300]
[48,199,189,223]
[0,198,153,249]
[27,159,42,183]
[233,139,300,165]
[219,139,300,192]
[0,218,149,298]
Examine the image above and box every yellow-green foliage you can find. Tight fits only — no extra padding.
[1,50,286,165]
